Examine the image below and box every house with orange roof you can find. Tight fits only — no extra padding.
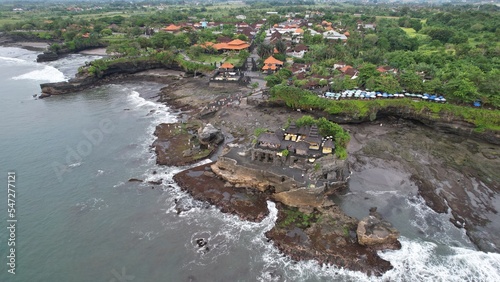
[163,24,181,33]
[213,39,250,52]
[262,56,284,73]
[377,66,398,75]
[339,65,359,78]
[219,62,234,71]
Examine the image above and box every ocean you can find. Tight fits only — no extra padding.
[0,46,499,281]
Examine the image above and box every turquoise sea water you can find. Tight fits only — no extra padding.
[0,47,499,282]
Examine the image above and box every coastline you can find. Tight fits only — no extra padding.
[2,41,49,51]
[153,77,402,275]
[29,52,500,272]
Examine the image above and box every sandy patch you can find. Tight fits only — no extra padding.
[78,48,109,56]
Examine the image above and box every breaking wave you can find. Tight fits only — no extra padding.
[12,65,66,83]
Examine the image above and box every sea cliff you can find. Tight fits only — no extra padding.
[40,60,181,96]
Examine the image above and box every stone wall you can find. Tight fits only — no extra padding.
[211,156,300,193]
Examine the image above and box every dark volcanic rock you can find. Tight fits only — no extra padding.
[197,123,224,146]
[357,208,401,250]
[173,162,269,222]
[173,161,399,276]
[265,202,395,276]
[36,51,59,62]
[40,60,176,95]
[128,178,143,182]
[152,121,216,166]
[348,120,500,253]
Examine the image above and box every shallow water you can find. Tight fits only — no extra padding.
[0,46,499,281]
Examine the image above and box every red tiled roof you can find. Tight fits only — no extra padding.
[340,65,353,73]
[263,56,283,65]
[163,24,181,31]
[227,39,246,46]
[213,39,250,51]
[262,64,277,70]
[220,62,234,69]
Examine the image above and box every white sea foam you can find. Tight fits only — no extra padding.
[139,160,500,282]
[407,196,472,247]
[122,87,178,165]
[68,162,81,168]
[365,190,399,196]
[0,55,30,64]
[120,78,499,281]
[12,65,66,82]
[75,197,108,212]
[131,230,159,241]
[379,238,500,281]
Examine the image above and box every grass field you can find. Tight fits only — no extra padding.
[401,27,430,40]
[191,53,225,64]
[0,13,25,27]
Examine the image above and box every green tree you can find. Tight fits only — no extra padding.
[275,40,287,54]
[257,43,274,59]
[425,27,455,44]
[100,28,112,36]
[376,75,401,93]
[423,78,443,94]
[385,50,416,69]
[357,63,380,87]
[265,75,283,87]
[276,68,292,80]
[444,78,479,104]
[400,71,423,93]
[343,75,358,90]
[236,34,248,41]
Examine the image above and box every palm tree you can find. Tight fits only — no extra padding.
[257,43,273,59]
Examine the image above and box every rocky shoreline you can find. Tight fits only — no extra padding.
[150,74,499,271]
[39,60,180,97]
[149,76,404,275]
[173,159,400,276]
[33,56,500,273]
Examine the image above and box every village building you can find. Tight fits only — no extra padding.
[270,31,283,44]
[251,20,266,30]
[377,65,398,75]
[237,26,256,39]
[213,39,250,52]
[323,30,348,41]
[163,24,181,33]
[209,62,248,86]
[290,63,310,75]
[262,56,284,73]
[286,44,309,58]
[357,22,376,31]
[252,123,336,167]
[338,65,359,78]
[334,61,347,69]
